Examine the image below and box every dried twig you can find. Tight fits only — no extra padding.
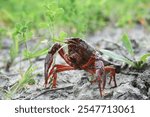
[25,85,74,100]
[120,71,139,76]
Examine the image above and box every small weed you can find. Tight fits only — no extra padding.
[6,33,19,71]
[5,65,36,99]
[101,34,150,69]
[6,20,32,71]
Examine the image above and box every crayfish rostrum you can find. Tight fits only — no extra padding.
[44,38,118,97]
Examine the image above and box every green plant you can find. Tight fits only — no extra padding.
[28,1,69,58]
[1,0,150,32]
[16,21,48,60]
[0,28,6,49]
[5,65,36,99]
[44,0,109,38]
[101,34,150,69]
[6,34,19,71]
[52,31,68,43]
[23,47,49,60]
[9,35,19,62]
[44,1,63,38]
[6,21,32,71]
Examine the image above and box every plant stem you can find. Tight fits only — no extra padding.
[23,33,32,65]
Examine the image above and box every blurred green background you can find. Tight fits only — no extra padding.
[0,0,150,36]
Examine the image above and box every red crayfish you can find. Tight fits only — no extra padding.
[44,38,118,96]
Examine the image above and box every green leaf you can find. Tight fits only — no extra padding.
[133,61,144,69]
[59,31,68,41]
[121,34,134,55]
[5,65,37,99]
[28,79,36,85]
[23,48,49,59]
[100,49,134,66]
[140,53,150,62]
[10,37,19,61]
[53,31,68,43]
[19,65,36,86]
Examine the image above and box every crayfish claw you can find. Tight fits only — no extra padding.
[44,43,61,87]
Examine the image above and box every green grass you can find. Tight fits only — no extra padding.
[101,34,150,69]
[0,0,150,34]
[5,65,36,99]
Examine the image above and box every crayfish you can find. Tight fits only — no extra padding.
[44,38,118,97]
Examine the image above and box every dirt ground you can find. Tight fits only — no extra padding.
[0,25,150,100]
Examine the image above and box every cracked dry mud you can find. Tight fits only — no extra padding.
[0,25,150,100]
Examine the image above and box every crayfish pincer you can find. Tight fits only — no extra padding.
[44,38,118,97]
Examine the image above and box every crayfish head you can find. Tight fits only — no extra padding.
[65,37,82,45]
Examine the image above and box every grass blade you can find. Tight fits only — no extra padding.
[5,65,36,99]
[140,53,150,62]
[23,48,49,59]
[18,65,36,88]
[10,37,19,61]
[100,49,134,65]
[121,34,134,56]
